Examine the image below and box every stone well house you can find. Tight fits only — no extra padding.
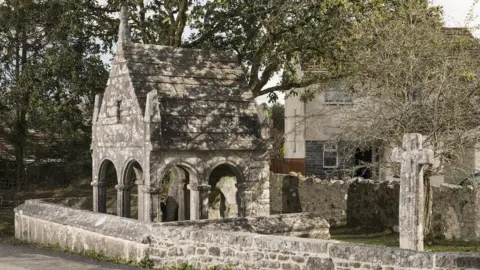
[284,28,480,183]
[90,7,270,223]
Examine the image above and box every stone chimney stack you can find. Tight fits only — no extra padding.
[117,6,131,44]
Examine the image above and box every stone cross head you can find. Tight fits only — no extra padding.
[392,133,434,167]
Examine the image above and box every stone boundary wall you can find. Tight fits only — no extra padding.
[431,184,480,241]
[15,200,480,269]
[158,212,330,239]
[270,173,480,240]
[270,174,399,228]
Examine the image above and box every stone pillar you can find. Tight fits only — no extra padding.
[236,182,257,217]
[142,186,162,222]
[187,184,200,220]
[91,181,106,213]
[177,187,186,221]
[392,133,433,251]
[115,184,132,217]
[198,185,211,219]
[135,180,145,221]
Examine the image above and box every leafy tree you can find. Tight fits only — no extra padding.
[0,0,109,189]
[267,103,285,159]
[99,0,393,101]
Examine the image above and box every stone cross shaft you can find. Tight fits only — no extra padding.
[392,133,433,251]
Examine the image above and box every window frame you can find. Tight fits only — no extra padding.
[324,85,353,105]
[323,141,339,168]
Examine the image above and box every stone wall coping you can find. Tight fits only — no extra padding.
[14,199,153,243]
[276,173,480,191]
[156,212,329,229]
[14,199,480,269]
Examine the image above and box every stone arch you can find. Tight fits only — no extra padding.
[119,159,142,219]
[96,159,118,215]
[151,161,201,222]
[206,161,245,184]
[207,163,242,219]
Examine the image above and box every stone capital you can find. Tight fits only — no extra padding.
[115,184,133,191]
[187,184,211,192]
[142,187,162,194]
[91,181,106,187]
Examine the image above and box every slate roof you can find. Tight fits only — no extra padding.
[111,43,266,150]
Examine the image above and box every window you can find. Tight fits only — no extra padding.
[324,86,352,104]
[323,141,338,168]
[116,100,122,123]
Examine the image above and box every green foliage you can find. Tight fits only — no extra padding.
[267,103,285,133]
[0,0,109,188]
[331,227,480,253]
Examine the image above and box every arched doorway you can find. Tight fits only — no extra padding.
[121,160,142,219]
[207,164,239,219]
[98,159,118,215]
[159,166,191,222]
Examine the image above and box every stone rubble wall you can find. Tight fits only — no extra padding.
[431,184,480,241]
[14,199,480,269]
[270,173,480,241]
[270,174,399,228]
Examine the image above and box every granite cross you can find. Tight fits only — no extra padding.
[392,133,434,251]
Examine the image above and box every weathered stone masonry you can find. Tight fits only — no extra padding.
[270,173,480,241]
[90,7,271,222]
[15,200,480,270]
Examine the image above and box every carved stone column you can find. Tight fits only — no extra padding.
[135,180,145,221]
[235,182,257,217]
[198,184,211,219]
[186,183,200,220]
[91,181,106,213]
[115,184,132,217]
[143,186,162,223]
[177,186,186,221]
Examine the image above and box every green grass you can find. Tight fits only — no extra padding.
[330,226,480,253]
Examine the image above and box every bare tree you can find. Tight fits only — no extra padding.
[298,1,480,234]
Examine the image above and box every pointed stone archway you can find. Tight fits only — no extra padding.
[94,159,118,215]
[207,164,241,219]
[118,160,142,219]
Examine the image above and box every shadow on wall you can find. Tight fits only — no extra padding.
[269,173,399,228]
[281,175,302,213]
[346,180,399,229]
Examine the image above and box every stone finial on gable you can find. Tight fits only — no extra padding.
[117,6,131,45]
[144,90,161,123]
[257,103,271,140]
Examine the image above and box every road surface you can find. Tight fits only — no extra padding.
[0,243,143,270]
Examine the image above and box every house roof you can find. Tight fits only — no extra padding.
[106,10,267,150]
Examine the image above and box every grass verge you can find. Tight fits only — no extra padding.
[330,226,480,253]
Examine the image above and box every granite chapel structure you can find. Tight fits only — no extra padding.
[90,7,271,223]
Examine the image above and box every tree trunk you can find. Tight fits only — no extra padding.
[14,108,27,190]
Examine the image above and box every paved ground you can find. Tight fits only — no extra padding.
[0,243,143,270]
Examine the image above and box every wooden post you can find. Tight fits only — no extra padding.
[392,133,433,251]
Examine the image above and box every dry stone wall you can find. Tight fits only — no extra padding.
[15,199,480,270]
[431,184,480,241]
[270,174,398,228]
[270,173,480,241]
